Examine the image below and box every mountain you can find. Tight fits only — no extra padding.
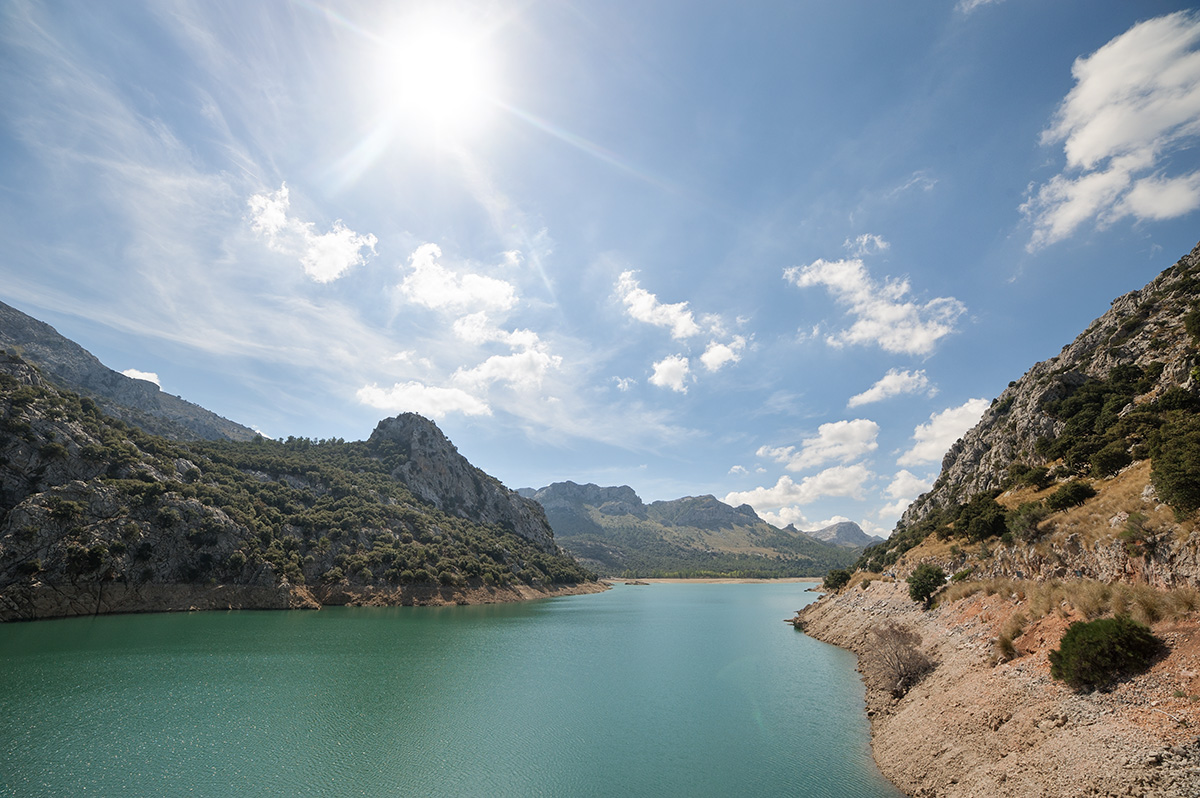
[521,481,860,577]
[0,350,596,621]
[793,520,881,548]
[0,299,257,442]
[855,241,1200,586]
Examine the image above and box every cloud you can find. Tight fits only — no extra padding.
[649,354,691,392]
[886,468,932,500]
[724,464,873,510]
[121,368,161,387]
[843,233,890,257]
[616,271,701,339]
[356,381,492,419]
[955,0,1005,15]
[248,183,377,282]
[848,368,934,407]
[1022,12,1200,249]
[897,398,990,466]
[784,259,965,355]
[613,377,636,392]
[700,336,746,372]
[452,346,563,392]
[400,243,517,313]
[757,419,879,472]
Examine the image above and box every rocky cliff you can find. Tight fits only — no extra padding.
[0,299,257,442]
[0,352,594,621]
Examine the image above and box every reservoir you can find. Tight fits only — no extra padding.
[0,582,902,797]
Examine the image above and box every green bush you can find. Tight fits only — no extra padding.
[1046,480,1096,511]
[1151,415,1200,517]
[823,568,851,591]
[1049,616,1160,690]
[907,563,946,606]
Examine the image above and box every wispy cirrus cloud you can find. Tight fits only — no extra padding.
[248,183,378,282]
[1022,12,1200,250]
[848,368,934,407]
[784,258,965,355]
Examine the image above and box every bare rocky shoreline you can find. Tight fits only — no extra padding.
[0,579,609,621]
[795,581,1200,798]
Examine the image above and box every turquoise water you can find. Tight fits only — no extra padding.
[0,583,902,797]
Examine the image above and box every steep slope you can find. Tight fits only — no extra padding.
[0,352,596,620]
[523,481,860,577]
[0,299,257,441]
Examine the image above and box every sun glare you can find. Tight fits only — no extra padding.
[380,20,497,138]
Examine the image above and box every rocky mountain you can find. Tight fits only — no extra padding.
[521,481,860,577]
[792,520,880,548]
[0,299,257,442]
[0,350,595,621]
[856,241,1200,586]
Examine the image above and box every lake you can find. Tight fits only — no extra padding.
[0,582,903,797]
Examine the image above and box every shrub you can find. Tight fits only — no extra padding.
[1151,415,1200,517]
[823,568,851,591]
[1007,501,1048,542]
[907,563,946,606]
[1046,480,1096,511]
[1049,616,1160,690]
[863,622,933,698]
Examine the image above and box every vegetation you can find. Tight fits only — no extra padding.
[863,622,933,698]
[1049,616,1161,691]
[823,568,851,591]
[907,563,946,606]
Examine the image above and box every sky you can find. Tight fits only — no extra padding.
[3,1,1200,538]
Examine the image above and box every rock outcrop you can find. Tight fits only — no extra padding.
[0,299,257,441]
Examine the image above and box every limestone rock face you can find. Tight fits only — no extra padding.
[902,241,1200,528]
[800,520,878,548]
[371,414,558,552]
[526,482,648,519]
[0,299,256,441]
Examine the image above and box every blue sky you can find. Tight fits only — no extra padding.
[3,1,1200,537]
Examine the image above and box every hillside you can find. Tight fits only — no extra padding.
[521,481,860,577]
[0,351,597,621]
[0,300,257,442]
[797,241,1200,797]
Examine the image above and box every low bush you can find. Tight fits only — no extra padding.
[823,568,851,591]
[1049,616,1160,690]
[907,563,946,606]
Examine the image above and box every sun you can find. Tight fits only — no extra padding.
[379,18,498,138]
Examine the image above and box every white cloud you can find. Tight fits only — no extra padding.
[758,506,811,530]
[1023,12,1200,249]
[784,259,965,355]
[616,271,702,339]
[886,469,932,500]
[897,398,990,466]
[729,465,749,475]
[724,464,873,511]
[848,368,933,407]
[955,0,1004,15]
[649,354,691,392]
[700,336,746,372]
[248,183,377,282]
[400,243,517,313]
[757,419,879,472]
[843,233,890,257]
[356,381,492,419]
[121,368,160,387]
[453,346,563,392]
[613,377,636,392]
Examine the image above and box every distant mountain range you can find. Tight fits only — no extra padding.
[519,481,869,577]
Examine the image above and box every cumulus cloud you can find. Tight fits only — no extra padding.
[843,233,890,257]
[886,469,932,500]
[724,464,873,510]
[649,354,691,392]
[897,398,990,466]
[613,377,636,392]
[616,271,702,339]
[401,243,517,313]
[121,368,160,387]
[452,346,563,392]
[848,368,934,407]
[700,336,746,372]
[1022,12,1200,250]
[248,183,377,282]
[784,259,965,355]
[356,381,491,419]
[758,419,879,472]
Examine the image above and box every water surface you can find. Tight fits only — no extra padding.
[0,582,902,797]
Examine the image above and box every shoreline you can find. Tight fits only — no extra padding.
[601,577,821,585]
[0,579,610,622]
[795,581,1200,797]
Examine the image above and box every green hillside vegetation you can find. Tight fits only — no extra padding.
[552,508,857,578]
[0,355,591,597]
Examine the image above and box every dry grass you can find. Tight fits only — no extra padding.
[939,576,1200,628]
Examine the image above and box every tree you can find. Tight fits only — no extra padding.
[1046,479,1096,511]
[907,563,946,606]
[863,622,933,698]
[823,568,851,591]
[1151,415,1200,517]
